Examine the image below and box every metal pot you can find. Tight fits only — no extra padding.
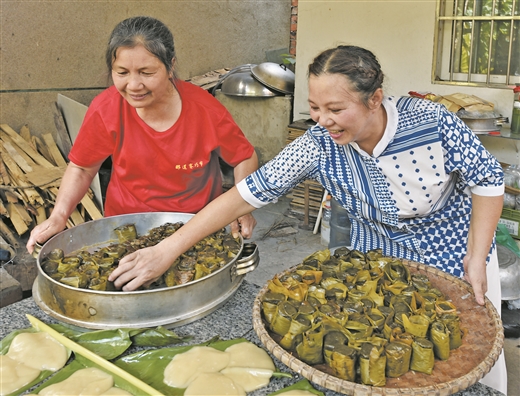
[457,109,508,133]
[32,212,259,329]
[497,244,520,301]
[251,62,295,95]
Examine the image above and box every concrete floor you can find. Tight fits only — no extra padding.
[245,195,520,396]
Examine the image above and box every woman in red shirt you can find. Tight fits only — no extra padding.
[27,16,258,261]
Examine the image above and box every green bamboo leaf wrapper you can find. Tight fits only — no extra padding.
[385,341,412,378]
[410,338,435,375]
[440,313,463,349]
[430,320,450,360]
[359,342,387,386]
[295,323,325,365]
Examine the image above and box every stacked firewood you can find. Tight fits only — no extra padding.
[0,124,102,247]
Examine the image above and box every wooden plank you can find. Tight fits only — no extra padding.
[0,132,36,169]
[0,124,55,168]
[6,202,29,235]
[34,205,47,225]
[69,207,85,226]
[32,136,54,166]
[10,202,32,225]
[80,194,103,220]
[0,200,7,217]
[42,133,67,168]
[0,157,9,185]
[19,124,32,143]
[24,165,65,188]
[1,141,33,173]
[52,101,73,157]
[0,149,28,182]
[0,219,20,248]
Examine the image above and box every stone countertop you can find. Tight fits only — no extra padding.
[1,280,504,396]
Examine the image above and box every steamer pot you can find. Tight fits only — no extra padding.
[32,212,259,329]
[457,109,508,133]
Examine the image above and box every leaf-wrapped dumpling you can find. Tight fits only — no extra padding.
[410,338,435,374]
[430,320,450,360]
[359,342,386,386]
[385,341,412,378]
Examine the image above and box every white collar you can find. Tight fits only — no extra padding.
[350,96,398,158]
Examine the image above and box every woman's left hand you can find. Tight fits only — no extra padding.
[229,213,257,239]
[462,255,488,306]
[108,244,173,291]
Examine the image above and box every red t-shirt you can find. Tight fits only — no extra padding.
[69,81,255,216]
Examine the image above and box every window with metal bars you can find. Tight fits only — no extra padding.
[433,0,520,87]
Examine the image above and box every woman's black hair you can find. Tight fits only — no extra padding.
[105,16,178,82]
[308,45,384,107]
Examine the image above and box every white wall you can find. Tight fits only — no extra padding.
[293,1,514,122]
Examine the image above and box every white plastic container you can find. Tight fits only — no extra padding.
[321,200,331,246]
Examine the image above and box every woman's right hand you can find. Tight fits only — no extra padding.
[26,217,67,254]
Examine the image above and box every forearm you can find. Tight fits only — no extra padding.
[158,187,256,258]
[233,151,258,184]
[51,162,101,223]
[466,193,503,261]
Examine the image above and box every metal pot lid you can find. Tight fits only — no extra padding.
[251,62,295,95]
[220,71,280,97]
[457,109,503,119]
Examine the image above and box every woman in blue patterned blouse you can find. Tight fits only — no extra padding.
[113,45,506,393]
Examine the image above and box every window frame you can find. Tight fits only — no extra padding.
[432,0,520,89]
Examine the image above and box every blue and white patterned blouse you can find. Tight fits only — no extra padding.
[237,96,504,277]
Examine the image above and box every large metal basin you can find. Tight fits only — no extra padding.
[32,212,259,329]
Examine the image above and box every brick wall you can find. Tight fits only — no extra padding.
[290,0,298,56]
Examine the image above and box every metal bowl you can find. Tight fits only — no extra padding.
[251,62,295,95]
[220,71,280,97]
[497,244,520,300]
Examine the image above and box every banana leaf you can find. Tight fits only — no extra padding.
[430,320,450,360]
[0,327,73,396]
[268,378,324,396]
[271,301,299,336]
[262,292,288,324]
[47,323,191,360]
[279,315,312,351]
[323,333,358,381]
[435,300,457,315]
[359,342,386,386]
[114,224,138,243]
[114,338,291,395]
[297,301,317,322]
[385,341,412,378]
[307,285,327,304]
[383,260,410,283]
[440,313,463,349]
[402,314,430,338]
[302,249,330,266]
[410,338,434,375]
[295,323,324,365]
[296,269,323,285]
[268,277,308,302]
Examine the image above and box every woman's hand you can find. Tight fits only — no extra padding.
[26,217,67,254]
[462,255,487,306]
[229,213,257,239]
[108,243,174,291]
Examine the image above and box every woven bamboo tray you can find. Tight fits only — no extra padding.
[252,259,504,396]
